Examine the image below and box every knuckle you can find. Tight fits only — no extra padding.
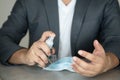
[33,42,38,46]
[39,49,44,54]
[37,41,44,45]
[91,57,95,61]
[39,41,44,44]
[40,54,46,59]
[91,56,96,61]
[46,49,51,54]
[43,31,49,35]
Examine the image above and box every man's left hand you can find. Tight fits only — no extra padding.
[72,40,110,77]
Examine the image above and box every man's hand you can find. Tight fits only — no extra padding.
[9,31,56,68]
[72,40,119,77]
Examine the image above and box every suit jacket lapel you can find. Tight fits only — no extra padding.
[71,0,91,56]
[43,0,59,57]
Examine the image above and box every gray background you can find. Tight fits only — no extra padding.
[0,0,120,47]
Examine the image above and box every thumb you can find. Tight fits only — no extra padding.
[93,40,105,56]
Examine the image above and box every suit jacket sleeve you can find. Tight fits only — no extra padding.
[0,0,28,65]
[99,0,120,59]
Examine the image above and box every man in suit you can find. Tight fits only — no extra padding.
[0,0,120,77]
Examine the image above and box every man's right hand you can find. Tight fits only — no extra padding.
[9,31,56,68]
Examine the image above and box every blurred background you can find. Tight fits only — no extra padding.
[0,0,120,47]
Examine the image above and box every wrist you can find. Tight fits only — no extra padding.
[20,49,29,65]
[103,52,119,72]
[9,48,28,65]
[103,54,111,72]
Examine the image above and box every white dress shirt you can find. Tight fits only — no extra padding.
[58,0,76,59]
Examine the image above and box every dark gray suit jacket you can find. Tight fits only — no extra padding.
[0,0,120,65]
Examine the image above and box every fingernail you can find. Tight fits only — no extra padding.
[73,57,77,61]
[45,60,48,64]
[78,50,83,55]
[95,40,99,44]
[48,53,51,56]
[50,33,56,37]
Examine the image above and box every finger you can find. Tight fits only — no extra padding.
[51,48,55,54]
[71,63,80,73]
[40,31,56,42]
[93,40,103,51]
[37,41,51,56]
[73,57,95,71]
[25,49,37,66]
[34,56,46,68]
[34,47,48,64]
[72,61,95,77]
[30,49,46,67]
[93,40,105,56]
[77,50,107,73]
[78,50,97,63]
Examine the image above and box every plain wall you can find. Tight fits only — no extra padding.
[0,0,120,47]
